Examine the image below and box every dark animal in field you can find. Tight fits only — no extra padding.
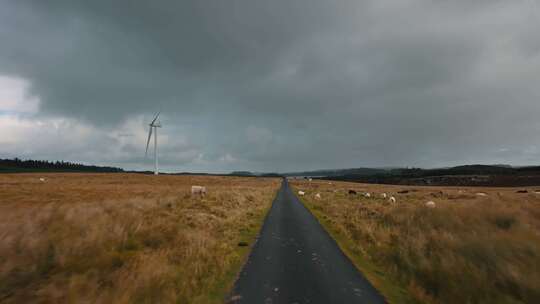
[348,190,357,195]
[516,190,528,193]
[430,191,444,198]
[398,190,409,194]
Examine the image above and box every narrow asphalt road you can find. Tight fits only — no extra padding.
[231,179,385,304]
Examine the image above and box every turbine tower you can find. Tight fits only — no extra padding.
[145,112,162,175]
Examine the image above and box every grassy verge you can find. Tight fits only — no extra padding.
[0,173,280,303]
[200,196,275,304]
[291,180,540,304]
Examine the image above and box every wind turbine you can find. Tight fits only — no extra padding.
[145,112,162,175]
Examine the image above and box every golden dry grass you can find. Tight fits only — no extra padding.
[291,179,540,304]
[0,173,280,303]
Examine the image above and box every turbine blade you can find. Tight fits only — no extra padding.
[151,111,161,125]
[145,126,153,156]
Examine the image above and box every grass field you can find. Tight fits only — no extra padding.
[291,179,540,304]
[0,173,280,303]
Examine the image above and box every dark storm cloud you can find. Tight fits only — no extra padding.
[0,0,539,172]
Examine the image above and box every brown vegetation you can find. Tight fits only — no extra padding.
[0,173,280,303]
[291,180,540,304]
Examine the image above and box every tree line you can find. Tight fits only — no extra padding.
[0,158,124,173]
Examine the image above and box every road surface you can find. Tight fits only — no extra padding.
[231,179,385,304]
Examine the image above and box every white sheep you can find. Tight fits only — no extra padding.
[389,196,396,203]
[381,193,387,199]
[364,192,371,198]
[425,201,436,208]
[191,185,207,195]
[39,177,46,182]
[298,191,305,196]
[315,193,321,200]
[476,192,487,197]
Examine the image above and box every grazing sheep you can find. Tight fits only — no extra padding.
[39,177,46,182]
[315,193,321,200]
[348,190,357,195]
[308,178,313,182]
[389,196,396,203]
[476,192,487,197]
[191,185,207,195]
[364,192,371,198]
[425,201,436,208]
[298,191,305,196]
[381,193,387,199]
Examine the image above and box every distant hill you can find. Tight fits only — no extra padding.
[0,158,124,173]
[284,167,389,177]
[319,164,540,187]
[230,171,255,176]
[259,173,283,177]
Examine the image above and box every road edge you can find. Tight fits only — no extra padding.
[291,185,419,304]
[222,180,283,304]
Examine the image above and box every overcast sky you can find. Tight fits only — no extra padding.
[1,1,539,173]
